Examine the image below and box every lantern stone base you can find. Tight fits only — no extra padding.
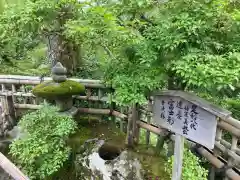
[55,96,73,112]
[59,106,78,117]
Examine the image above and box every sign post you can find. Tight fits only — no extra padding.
[172,134,184,180]
[152,90,231,180]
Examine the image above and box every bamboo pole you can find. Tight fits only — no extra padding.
[112,110,127,120]
[224,136,239,180]
[214,142,240,163]
[218,121,240,138]
[0,152,29,180]
[137,120,167,136]
[78,108,111,115]
[0,75,105,88]
[197,147,240,180]
[0,92,108,103]
[74,95,108,102]
[220,139,240,156]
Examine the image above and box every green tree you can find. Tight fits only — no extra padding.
[100,0,240,105]
[0,0,142,77]
[0,0,83,76]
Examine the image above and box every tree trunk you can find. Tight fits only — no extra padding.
[47,6,81,77]
[47,34,80,77]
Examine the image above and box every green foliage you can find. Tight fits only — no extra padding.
[197,92,240,119]
[0,43,50,75]
[142,0,240,92]
[9,103,77,179]
[226,98,240,118]
[1,0,240,108]
[64,1,142,78]
[0,0,81,74]
[165,148,208,180]
[92,0,240,105]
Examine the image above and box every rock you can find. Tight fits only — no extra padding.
[5,125,27,140]
[74,140,146,180]
[51,62,67,75]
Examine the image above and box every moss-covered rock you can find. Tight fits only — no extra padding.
[32,80,85,98]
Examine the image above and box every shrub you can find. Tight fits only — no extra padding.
[9,103,77,179]
[165,147,208,180]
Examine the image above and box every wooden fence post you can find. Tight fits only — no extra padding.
[126,105,134,148]
[209,126,222,180]
[146,98,152,146]
[172,134,185,180]
[133,103,140,145]
[0,94,16,136]
[126,103,140,147]
[120,107,124,132]
[0,101,3,137]
[109,87,116,122]
[6,94,16,127]
[224,134,238,180]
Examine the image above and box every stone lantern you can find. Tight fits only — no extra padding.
[32,62,85,112]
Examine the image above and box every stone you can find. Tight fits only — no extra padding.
[52,75,67,83]
[52,63,67,74]
[74,139,146,180]
[32,80,85,98]
[52,62,67,83]
[55,96,73,112]
[32,62,85,112]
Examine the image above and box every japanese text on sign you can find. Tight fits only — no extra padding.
[153,96,217,149]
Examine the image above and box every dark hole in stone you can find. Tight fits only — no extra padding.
[98,143,121,160]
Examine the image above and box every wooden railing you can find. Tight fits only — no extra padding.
[0,75,240,180]
[139,99,240,180]
[0,152,29,180]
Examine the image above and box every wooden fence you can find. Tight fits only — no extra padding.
[0,75,240,180]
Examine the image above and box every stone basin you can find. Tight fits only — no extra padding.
[74,139,146,180]
[54,119,170,180]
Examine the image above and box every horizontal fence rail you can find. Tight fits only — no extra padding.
[0,75,240,180]
[0,152,29,180]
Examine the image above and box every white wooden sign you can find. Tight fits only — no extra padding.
[153,95,218,149]
[152,91,232,180]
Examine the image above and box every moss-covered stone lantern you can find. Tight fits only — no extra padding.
[32,62,85,112]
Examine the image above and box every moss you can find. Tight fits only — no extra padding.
[32,80,85,98]
[67,127,91,149]
[77,115,100,126]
